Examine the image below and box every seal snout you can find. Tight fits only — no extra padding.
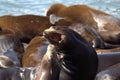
[43,27,62,44]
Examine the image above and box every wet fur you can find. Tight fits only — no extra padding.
[98,52,120,72]
[22,36,48,67]
[0,15,51,43]
[0,31,24,67]
[47,4,120,46]
[43,26,98,80]
[96,63,120,80]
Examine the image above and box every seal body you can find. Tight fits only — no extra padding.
[35,44,57,80]
[0,30,24,67]
[0,67,39,80]
[47,4,120,45]
[98,52,120,72]
[96,63,120,80]
[22,36,48,67]
[43,26,98,80]
[0,15,51,43]
[96,47,120,53]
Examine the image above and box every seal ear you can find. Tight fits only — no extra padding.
[49,14,64,24]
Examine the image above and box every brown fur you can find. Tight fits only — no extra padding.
[35,43,60,80]
[35,44,56,80]
[49,14,120,49]
[47,4,120,45]
[0,15,51,43]
[22,36,49,67]
[47,3,109,27]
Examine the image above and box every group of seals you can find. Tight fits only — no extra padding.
[44,3,120,80]
[46,3,120,48]
[0,3,119,80]
[0,4,119,49]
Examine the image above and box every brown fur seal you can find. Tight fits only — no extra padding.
[43,26,98,80]
[49,14,120,49]
[0,15,51,43]
[22,36,49,67]
[47,4,120,45]
[35,44,57,80]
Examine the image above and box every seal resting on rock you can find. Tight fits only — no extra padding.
[96,47,120,53]
[0,67,39,80]
[0,30,24,67]
[98,52,120,72]
[22,36,49,67]
[0,15,51,43]
[49,14,120,49]
[42,26,98,80]
[95,63,120,80]
[47,4,120,45]
[35,44,58,80]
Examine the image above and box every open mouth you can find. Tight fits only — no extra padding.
[50,33,61,42]
[44,32,62,43]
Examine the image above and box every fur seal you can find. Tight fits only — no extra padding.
[96,47,120,53]
[98,52,120,72]
[22,36,49,67]
[35,44,57,80]
[96,63,120,80]
[0,67,39,80]
[47,4,120,45]
[0,30,24,67]
[49,14,120,49]
[43,26,98,80]
[0,15,51,43]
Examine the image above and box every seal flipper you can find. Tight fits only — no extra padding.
[85,26,120,49]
